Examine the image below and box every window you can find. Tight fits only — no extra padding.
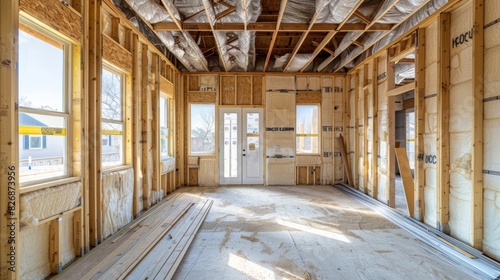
[101,67,125,167]
[160,94,172,159]
[190,104,215,154]
[18,24,70,184]
[29,136,43,149]
[296,105,320,154]
[406,110,415,170]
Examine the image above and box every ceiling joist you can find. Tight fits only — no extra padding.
[263,0,288,72]
[317,0,402,72]
[299,0,365,72]
[202,0,229,72]
[153,22,393,32]
[160,0,210,71]
[282,1,329,71]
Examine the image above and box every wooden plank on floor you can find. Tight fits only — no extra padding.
[57,193,184,279]
[97,203,194,279]
[154,200,213,279]
[126,199,212,279]
[394,148,415,217]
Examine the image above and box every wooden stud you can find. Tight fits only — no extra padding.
[50,218,63,273]
[152,54,160,196]
[437,13,451,233]
[73,209,84,257]
[353,72,360,188]
[0,0,20,277]
[363,64,369,194]
[415,28,426,221]
[386,58,396,208]
[343,75,350,184]
[371,58,380,199]
[141,43,150,209]
[132,34,142,217]
[471,0,484,249]
[111,16,120,42]
[87,0,103,246]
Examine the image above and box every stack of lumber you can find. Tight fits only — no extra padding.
[57,193,212,280]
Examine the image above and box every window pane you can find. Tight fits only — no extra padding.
[19,113,67,183]
[160,96,170,159]
[102,122,123,167]
[19,29,65,112]
[102,69,122,121]
[190,104,215,154]
[296,105,319,154]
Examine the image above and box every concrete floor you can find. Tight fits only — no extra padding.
[172,185,477,280]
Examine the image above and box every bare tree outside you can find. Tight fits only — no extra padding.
[191,105,215,154]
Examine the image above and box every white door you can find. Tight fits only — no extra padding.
[219,108,263,185]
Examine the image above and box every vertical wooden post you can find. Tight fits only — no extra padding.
[49,218,62,273]
[151,54,160,197]
[0,0,20,278]
[353,72,360,188]
[437,13,451,233]
[363,64,369,194]
[175,72,184,188]
[141,43,150,209]
[73,209,84,257]
[81,0,91,253]
[386,58,396,208]
[471,0,484,249]
[343,75,351,184]
[132,34,142,217]
[87,0,103,246]
[372,58,379,199]
[415,28,426,221]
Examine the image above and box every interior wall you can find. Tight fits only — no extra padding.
[12,0,181,278]
[346,0,500,263]
[483,0,500,261]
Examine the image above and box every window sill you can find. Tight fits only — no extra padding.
[102,165,133,174]
[20,177,81,194]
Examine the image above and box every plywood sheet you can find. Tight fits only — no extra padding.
[188,91,216,103]
[267,159,295,185]
[296,92,321,103]
[188,168,198,186]
[252,76,263,105]
[236,76,252,105]
[221,75,236,105]
[20,0,81,42]
[199,158,216,187]
[103,35,133,73]
[297,166,308,184]
[189,76,199,91]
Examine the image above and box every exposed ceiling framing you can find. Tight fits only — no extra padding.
[120,0,452,73]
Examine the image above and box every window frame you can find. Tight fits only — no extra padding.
[160,93,173,159]
[18,19,72,186]
[101,63,126,168]
[189,103,216,156]
[295,104,321,155]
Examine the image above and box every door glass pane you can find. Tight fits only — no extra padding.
[223,113,238,178]
[245,113,260,178]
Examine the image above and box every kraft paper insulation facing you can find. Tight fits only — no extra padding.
[20,214,76,279]
[423,21,438,228]
[266,77,296,185]
[102,168,134,239]
[447,3,473,245]
[483,0,500,262]
[20,182,81,227]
